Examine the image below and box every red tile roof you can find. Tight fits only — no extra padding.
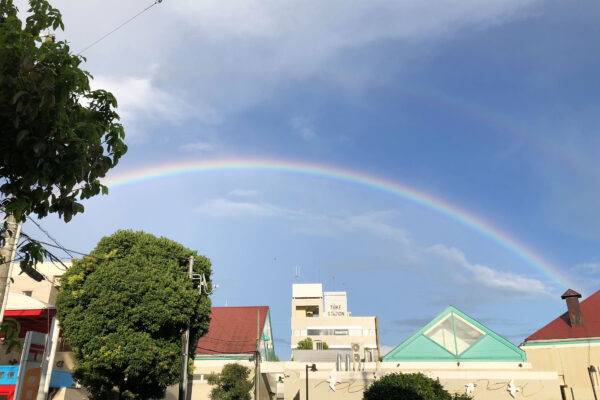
[525,289,600,342]
[195,306,269,356]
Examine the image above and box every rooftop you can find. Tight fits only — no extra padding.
[195,306,269,356]
[525,289,600,342]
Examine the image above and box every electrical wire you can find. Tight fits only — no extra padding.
[20,231,89,258]
[29,219,75,258]
[77,0,163,55]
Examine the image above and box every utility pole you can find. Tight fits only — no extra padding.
[178,256,193,400]
[0,214,22,326]
[254,309,260,400]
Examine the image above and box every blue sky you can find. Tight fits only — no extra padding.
[19,0,600,359]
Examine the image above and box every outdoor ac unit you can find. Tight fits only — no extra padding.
[351,343,362,369]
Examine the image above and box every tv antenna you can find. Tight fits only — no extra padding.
[295,266,300,282]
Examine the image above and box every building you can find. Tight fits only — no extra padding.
[522,289,600,400]
[0,261,79,400]
[291,284,380,362]
[195,306,276,362]
[379,305,561,399]
[171,306,278,400]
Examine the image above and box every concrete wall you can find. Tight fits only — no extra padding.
[9,261,67,305]
[261,361,561,400]
[291,316,377,352]
[180,360,276,400]
[524,342,600,400]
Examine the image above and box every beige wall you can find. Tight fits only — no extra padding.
[262,361,562,400]
[9,261,68,305]
[291,315,378,357]
[523,342,600,400]
[181,360,275,400]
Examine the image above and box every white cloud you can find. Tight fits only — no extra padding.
[90,74,221,138]
[194,198,304,218]
[572,261,600,273]
[427,245,551,295]
[180,142,216,153]
[290,116,316,140]
[192,198,551,297]
[45,0,546,138]
[380,345,396,357]
[228,189,260,197]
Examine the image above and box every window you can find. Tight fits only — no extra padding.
[22,291,32,297]
[424,313,485,355]
[453,314,484,354]
[425,314,455,354]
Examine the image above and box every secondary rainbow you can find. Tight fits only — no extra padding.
[104,157,574,289]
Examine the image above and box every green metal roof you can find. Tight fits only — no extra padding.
[383,306,526,362]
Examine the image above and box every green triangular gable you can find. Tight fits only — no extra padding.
[383,306,526,362]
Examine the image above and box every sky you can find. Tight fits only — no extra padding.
[15,0,600,359]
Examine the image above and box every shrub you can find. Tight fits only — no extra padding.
[363,373,471,400]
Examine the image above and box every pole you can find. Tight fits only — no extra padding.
[178,256,193,400]
[305,365,309,400]
[37,317,60,400]
[14,331,33,400]
[0,214,22,325]
[255,309,260,400]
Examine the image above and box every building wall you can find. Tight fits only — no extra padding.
[523,341,600,400]
[291,315,377,357]
[262,361,561,400]
[9,262,67,305]
[179,360,275,400]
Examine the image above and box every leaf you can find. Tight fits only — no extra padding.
[15,130,29,146]
[12,90,27,104]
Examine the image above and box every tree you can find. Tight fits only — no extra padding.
[0,0,127,301]
[0,0,127,222]
[296,337,313,350]
[56,230,212,400]
[363,373,472,400]
[207,363,253,400]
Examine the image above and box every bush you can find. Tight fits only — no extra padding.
[363,373,471,400]
[296,337,313,350]
[208,363,253,400]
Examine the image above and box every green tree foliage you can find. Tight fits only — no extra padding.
[296,337,313,350]
[363,373,472,400]
[0,0,127,223]
[208,363,254,400]
[56,230,212,400]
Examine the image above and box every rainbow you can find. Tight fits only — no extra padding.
[104,157,574,289]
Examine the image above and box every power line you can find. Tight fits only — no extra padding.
[77,0,163,55]
[29,219,75,259]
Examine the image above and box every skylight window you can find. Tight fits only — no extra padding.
[424,312,485,355]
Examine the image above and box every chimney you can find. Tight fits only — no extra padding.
[561,289,584,327]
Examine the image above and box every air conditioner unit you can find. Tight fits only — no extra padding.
[351,343,362,370]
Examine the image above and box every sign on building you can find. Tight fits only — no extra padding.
[324,292,348,317]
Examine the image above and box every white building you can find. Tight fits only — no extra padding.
[290,283,380,362]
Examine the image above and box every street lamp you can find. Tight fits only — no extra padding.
[305,363,317,400]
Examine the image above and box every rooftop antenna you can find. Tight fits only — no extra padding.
[333,276,335,291]
[295,266,300,282]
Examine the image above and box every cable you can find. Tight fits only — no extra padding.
[77,0,163,55]
[20,231,89,258]
[29,219,75,259]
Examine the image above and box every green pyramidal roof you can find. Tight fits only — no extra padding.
[383,306,526,362]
